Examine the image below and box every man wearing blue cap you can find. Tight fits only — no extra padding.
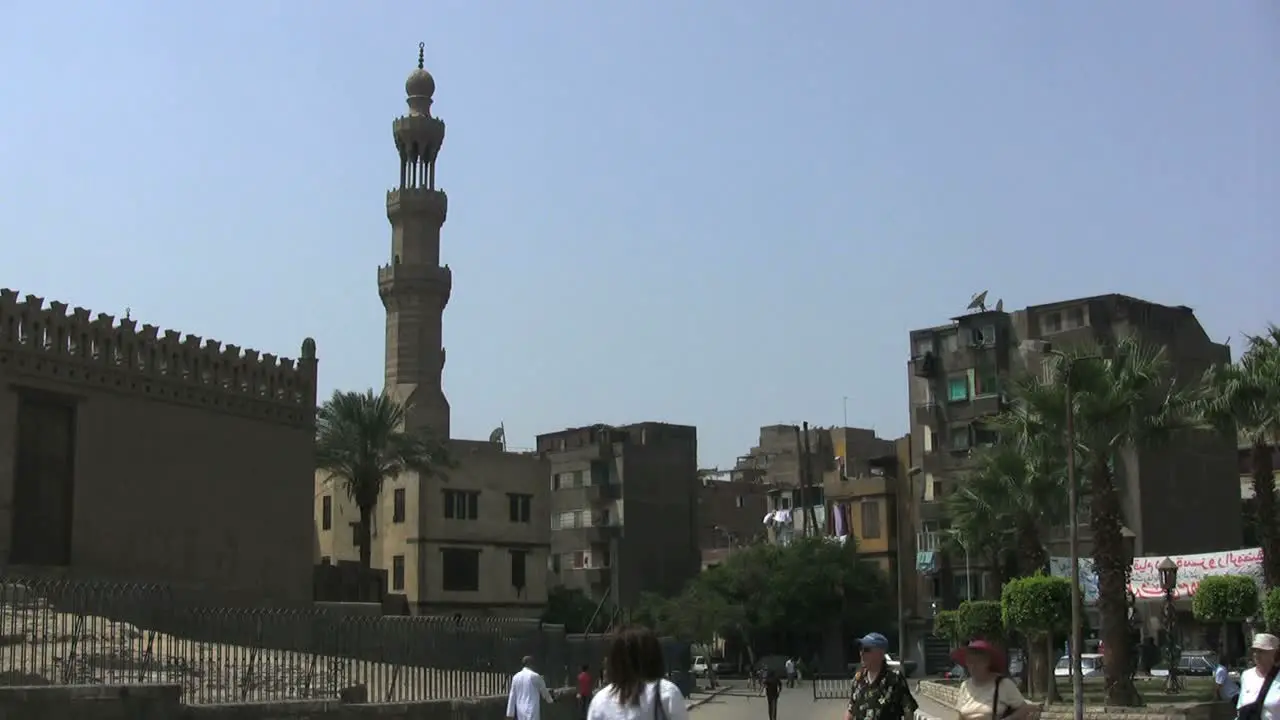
[846,633,917,720]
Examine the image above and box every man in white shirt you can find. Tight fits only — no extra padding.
[1237,634,1280,720]
[507,655,555,720]
[785,657,797,688]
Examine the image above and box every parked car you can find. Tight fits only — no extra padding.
[847,654,918,677]
[943,663,967,680]
[711,659,736,675]
[692,656,709,677]
[1054,653,1105,679]
[1151,651,1227,678]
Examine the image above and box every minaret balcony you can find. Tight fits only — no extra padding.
[386,188,448,224]
[393,114,446,153]
[377,264,452,307]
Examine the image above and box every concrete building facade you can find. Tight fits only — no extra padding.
[906,293,1240,620]
[0,289,319,602]
[539,422,699,609]
[696,469,771,569]
[314,48,549,616]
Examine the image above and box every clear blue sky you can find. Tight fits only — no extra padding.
[2,2,1275,467]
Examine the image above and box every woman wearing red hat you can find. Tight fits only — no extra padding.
[952,640,1040,720]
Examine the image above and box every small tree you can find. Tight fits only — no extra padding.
[1004,575,1072,702]
[1264,588,1280,634]
[935,610,962,647]
[1194,575,1260,660]
[957,600,1005,643]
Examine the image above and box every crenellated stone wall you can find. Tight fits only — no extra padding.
[0,289,317,426]
[0,288,320,601]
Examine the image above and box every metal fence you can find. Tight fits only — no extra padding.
[0,573,569,704]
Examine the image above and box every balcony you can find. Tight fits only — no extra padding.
[557,523,621,545]
[917,530,943,553]
[583,483,621,502]
[913,402,942,428]
[551,440,616,464]
[912,352,939,378]
[919,500,947,522]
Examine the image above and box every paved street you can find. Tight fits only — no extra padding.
[689,680,953,720]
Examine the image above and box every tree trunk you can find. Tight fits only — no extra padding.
[357,503,374,600]
[1043,633,1062,703]
[1253,441,1279,589]
[1017,523,1048,578]
[1090,464,1141,706]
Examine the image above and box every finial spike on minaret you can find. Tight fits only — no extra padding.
[417,42,425,70]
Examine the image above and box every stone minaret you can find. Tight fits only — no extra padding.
[378,44,451,438]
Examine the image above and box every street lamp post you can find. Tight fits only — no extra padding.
[1159,557,1182,694]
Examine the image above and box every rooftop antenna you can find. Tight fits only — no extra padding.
[995,298,1004,312]
[967,291,989,313]
[124,307,132,320]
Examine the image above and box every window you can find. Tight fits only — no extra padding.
[971,325,995,348]
[549,553,561,573]
[1065,306,1086,330]
[975,366,998,397]
[443,490,479,520]
[508,493,532,523]
[572,551,587,569]
[913,335,934,356]
[441,548,481,592]
[940,332,959,352]
[392,488,406,523]
[735,496,744,509]
[555,510,583,529]
[949,425,971,451]
[947,376,968,402]
[391,554,405,591]
[973,426,998,447]
[510,550,528,591]
[350,523,360,547]
[860,501,881,539]
[320,555,331,566]
[1041,312,1063,335]
[321,496,332,530]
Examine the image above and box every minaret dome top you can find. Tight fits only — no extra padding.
[405,42,436,102]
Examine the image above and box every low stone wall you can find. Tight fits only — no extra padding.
[0,684,580,720]
[916,680,1234,720]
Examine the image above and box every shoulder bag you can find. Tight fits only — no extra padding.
[653,680,669,720]
[1238,667,1280,720]
[992,676,1017,720]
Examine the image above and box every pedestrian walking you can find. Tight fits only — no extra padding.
[577,664,595,720]
[762,667,782,720]
[785,657,796,688]
[952,639,1039,720]
[845,633,917,720]
[586,625,689,720]
[506,655,555,720]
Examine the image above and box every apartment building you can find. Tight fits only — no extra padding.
[539,422,700,608]
[906,293,1240,619]
[697,468,771,569]
[735,425,833,544]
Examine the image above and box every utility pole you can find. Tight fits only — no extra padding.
[794,425,808,537]
[801,422,821,537]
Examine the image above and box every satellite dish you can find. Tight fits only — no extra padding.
[488,425,506,447]
[995,298,1004,312]
[967,291,989,312]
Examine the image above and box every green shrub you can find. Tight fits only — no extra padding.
[1002,574,1072,636]
[1192,575,1259,622]
[935,609,961,645]
[957,600,1005,642]
[1264,588,1280,633]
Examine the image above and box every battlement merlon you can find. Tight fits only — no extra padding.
[0,288,319,409]
[393,115,446,161]
[386,188,447,225]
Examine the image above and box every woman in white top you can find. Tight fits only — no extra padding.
[586,626,689,720]
[951,640,1039,720]
[1237,633,1280,720]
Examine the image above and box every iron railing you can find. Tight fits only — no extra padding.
[0,572,569,704]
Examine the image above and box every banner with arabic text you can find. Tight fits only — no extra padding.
[1049,547,1263,603]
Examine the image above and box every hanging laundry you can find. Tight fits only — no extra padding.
[833,504,848,536]
[774,508,792,524]
[762,511,775,525]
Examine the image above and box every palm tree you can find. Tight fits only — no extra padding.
[1198,325,1280,586]
[947,435,1068,701]
[315,389,453,572]
[1037,336,1202,706]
